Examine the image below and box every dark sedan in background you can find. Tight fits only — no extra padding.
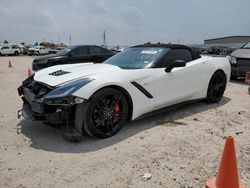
[32,45,115,71]
[229,42,250,79]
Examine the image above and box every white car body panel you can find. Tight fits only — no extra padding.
[33,56,231,120]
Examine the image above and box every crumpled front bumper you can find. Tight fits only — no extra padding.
[17,103,35,120]
[17,85,74,124]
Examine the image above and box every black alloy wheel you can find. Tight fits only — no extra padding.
[82,88,128,138]
[207,71,227,103]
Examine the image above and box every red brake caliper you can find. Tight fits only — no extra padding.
[113,102,120,123]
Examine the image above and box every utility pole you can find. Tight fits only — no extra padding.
[102,30,107,47]
[69,34,72,46]
[58,36,61,44]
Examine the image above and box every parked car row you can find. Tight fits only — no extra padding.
[0,44,66,56]
[2,41,249,81]
[28,46,67,56]
[190,45,235,56]
[30,42,250,80]
[0,44,32,56]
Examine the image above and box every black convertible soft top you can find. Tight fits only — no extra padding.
[132,43,201,60]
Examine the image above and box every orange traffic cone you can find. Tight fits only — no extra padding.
[8,60,12,68]
[28,68,32,77]
[206,136,246,188]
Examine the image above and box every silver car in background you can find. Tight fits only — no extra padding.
[229,42,250,79]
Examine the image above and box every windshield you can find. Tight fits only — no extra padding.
[104,47,168,69]
[57,46,75,55]
[242,42,250,49]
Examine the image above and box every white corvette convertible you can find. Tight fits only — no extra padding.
[18,44,231,141]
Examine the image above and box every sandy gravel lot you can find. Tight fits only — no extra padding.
[0,56,249,188]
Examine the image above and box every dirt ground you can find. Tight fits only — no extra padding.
[0,56,249,188]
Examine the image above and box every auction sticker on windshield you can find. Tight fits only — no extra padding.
[141,50,158,54]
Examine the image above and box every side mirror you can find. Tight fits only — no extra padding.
[165,60,186,73]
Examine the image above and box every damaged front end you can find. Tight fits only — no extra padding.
[17,75,88,125]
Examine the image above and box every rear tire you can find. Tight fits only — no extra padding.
[76,88,128,138]
[206,70,227,103]
[14,51,19,56]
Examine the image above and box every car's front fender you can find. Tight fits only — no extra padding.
[72,77,155,120]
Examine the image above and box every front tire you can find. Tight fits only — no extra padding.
[77,88,129,138]
[207,70,227,103]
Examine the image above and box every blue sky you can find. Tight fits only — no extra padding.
[0,0,249,46]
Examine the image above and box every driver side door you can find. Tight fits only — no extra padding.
[153,49,206,109]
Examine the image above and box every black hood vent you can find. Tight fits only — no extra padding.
[49,70,70,76]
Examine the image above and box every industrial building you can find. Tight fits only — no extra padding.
[204,36,250,45]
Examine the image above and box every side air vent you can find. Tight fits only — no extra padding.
[49,70,70,76]
[131,81,153,98]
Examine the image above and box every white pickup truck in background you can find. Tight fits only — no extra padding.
[28,46,49,56]
[0,45,21,55]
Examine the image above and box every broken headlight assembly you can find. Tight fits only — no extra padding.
[42,78,93,105]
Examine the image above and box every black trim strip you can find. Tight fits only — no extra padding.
[131,81,153,99]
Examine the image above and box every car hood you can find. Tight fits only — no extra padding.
[34,63,121,86]
[231,49,250,59]
[33,54,64,61]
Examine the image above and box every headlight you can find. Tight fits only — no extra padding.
[229,56,237,64]
[43,78,93,102]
